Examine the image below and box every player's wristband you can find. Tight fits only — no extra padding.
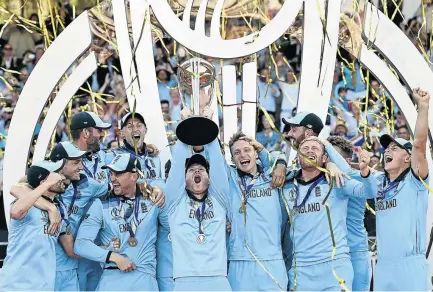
[105,251,113,263]
[360,169,371,178]
[276,159,287,167]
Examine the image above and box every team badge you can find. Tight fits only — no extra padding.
[196,234,206,244]
[377,184,384,200]
[288,189,297,201]
[315,187,321,197]
[66,225,72,235]
[111,207,121,219]
[141,202,148,213]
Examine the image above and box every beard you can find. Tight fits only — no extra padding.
[49,180,66,193]
[87,138,100,153]
[292,132,306,149]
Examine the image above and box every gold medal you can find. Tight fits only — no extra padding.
[239,199,246,214]
[128,237,138,247]
[196,234,206,244]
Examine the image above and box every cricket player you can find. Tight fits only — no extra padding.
[110,112,162,179]
[325,136,372,291]
[74,153,165,291]
[166,136,231,291]
[284,112,372,290]
[69,111,113,290]
[357,89,431,290]
[49,142,109,291]
[226,133,289,291]
[282,137,377,291]
[2,160,68,291]
[154,176,173,291]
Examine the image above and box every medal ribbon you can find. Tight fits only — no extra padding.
[68,184,79,216]
[83,158,98,179]
[293,175,325,208]
[195,201,206,235]
[56,196,70,228]
[238,173,261,221]
[118,193,141,238]
[378,178,400,199]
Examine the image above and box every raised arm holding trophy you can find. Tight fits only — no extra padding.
[176,58,219,146]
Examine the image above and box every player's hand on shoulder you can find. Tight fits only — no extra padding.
[271,163,286,188]
[146,144,160,157]
[325,162,350,188]
[150,186,165,208]
[47,205,61,236]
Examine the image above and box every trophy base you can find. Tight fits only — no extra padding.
[176,116,219,146]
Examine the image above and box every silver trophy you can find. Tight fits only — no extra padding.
[176,58,219,146]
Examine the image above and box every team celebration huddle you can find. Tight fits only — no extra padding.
[0,84,430,291]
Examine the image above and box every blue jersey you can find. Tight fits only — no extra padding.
[366,169,429,260]
[2,198,68,291]
[149,178,173,280]
[226,149,286,261]
[82,149,112,184]
[56,175,108,271]
[166,139,230,279]
[281,171,375,266]
[325,143,370,253]
[74,185,164,276]
[108,141,162,179]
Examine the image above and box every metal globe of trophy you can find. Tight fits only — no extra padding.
[176,58,219,146]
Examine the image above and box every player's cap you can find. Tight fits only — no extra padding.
[119,112,146,129]
[27,159,65,189]
[102,153,141,174]
[380,134,413,154]
[70,111,111,130]
[282,112,324,134]
[185,154,210,174]
[50,142,88,162]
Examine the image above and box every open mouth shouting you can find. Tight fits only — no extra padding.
[307,155,316,161]
[132,134,141,144]
[384,154,393,164]
[193,174,202,184]
[240,159,250,167]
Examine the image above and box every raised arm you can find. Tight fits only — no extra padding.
[10,173,62,220]
[411,88,429,179]
[323,141,352,174]
[335,175,378,200]
[207,139,229,193]
[206,139,230,212]
[10,183,60,233]
[245,137,287,188]
[165,140,192,209]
